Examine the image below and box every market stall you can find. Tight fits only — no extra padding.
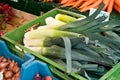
[0,0,120,80]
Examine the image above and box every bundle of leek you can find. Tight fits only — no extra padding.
[23,3,120,80]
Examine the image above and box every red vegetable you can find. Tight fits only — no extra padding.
[8,11,13,16]
[4,70,13,78]
[0,56,21,79]
[12,71,20,80]
[0,62,9,68]
[12,66,20,73]
[34,74,42,80]
[0,3,13,30]
[6,78,12,80]
[8,60,15,71]
[2,57,7,62]
[0,68,7,73]
[0,56,4,62]
[44,76,53,80]
[2,4,9,11]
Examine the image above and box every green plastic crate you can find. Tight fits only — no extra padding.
[99,62,120,80]
[2,8,87,80]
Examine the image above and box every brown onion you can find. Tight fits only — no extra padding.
[0,62,9,69]
[8,60,15,71]
[3,78,6,80]
[44,76,53,80]
[4,70,13,78]
[12,71,20,80]
[0,56,21,79]
[0,56,4,62]
[6,78,12,80]
[0,68,7,73]
[12,65,20,73]
[2,57,7,62]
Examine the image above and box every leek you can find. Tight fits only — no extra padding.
[55,14,77,23]
[59,3,105,30]
[51,59,84,73]
[65,16,106,33]
[45,17,66,30]
[37,25,59,30]
[49,36,88,48]
[25,45,114,66]
[23,38,53,47]
[62,37,72,73]
[24,29,82,40]
[23,36,89,47]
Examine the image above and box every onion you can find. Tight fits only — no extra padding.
[0,56,21,79]
[2,57,7,62]
[12,65,20,73]
[34,74,42,80]
[12,71,20,80]
[6,78,12,80]
[4,70,13,78]
[8,60,15,71]
[0,56,4,62]
[0,62,9,69]
[0,68,7,73]
[3,78,6,80]
[44,76,53,80]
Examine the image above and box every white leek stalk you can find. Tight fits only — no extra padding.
[24,29,81,40]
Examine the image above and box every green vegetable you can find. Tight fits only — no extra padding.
[24,29,82,40]
[62,37,72,73]
[22,3,120,79]
[55,14,77,23]
[66,16,106,33]
[59,3,105,31]
[25,45,114,66]
[45,17,66,30]
[85,19,120,32]
[23,38,54,47]
[23,36,89,47]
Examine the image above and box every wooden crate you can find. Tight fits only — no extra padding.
[4,8,38,33]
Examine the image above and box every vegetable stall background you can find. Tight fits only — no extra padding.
[1,0,120,19]
[0,0,120,80]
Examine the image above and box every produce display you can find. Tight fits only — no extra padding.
[34,73,53,80]
[1,0,120,79]
[0,3,13,30]
[29,0,120,14]
[60,0,120,13]
[0,56,20,80]
[23,4,120,79]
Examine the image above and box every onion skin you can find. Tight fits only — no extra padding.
[34,74,42,80]
[12,65,20,73]
[12,71,20,80]
[2,57,7,62]
[44,76,53,80]
[8,60,15,71]
[0,56,21,79]
[0,68,7,73]
[0,62,9,69]
[0,56,4,62]
[6,78,12,80]
[34,74,53,80]
[4,70,13,78]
